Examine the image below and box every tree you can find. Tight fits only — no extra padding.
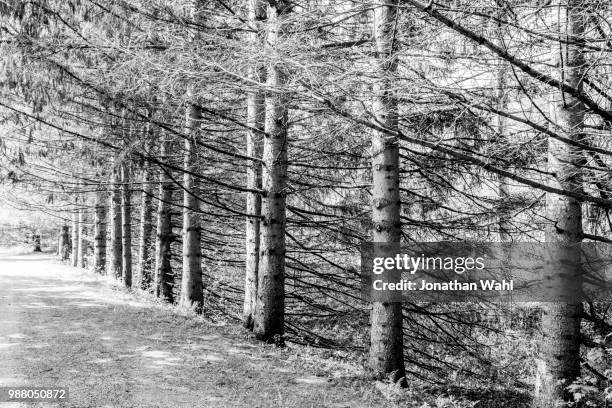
[368,0,406,384]
[493,9,511,243]
[32,232,41,252]
[109,158,123,278]
[71,200,79,267]
[155,137,174,303]
[58,225,70,261]
[121,162,132,287]
[180,101,204,313]
[243,0,266,330]
[77,206,85,268]
[253,0,290,343]
[534,0,586,406]
[137,160,154,289]
[93,187,107,274]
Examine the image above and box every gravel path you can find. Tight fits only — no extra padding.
[0,250,386,408]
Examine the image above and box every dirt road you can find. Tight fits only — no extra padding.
[0,250,382,408]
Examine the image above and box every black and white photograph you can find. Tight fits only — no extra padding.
[0,1,610,407]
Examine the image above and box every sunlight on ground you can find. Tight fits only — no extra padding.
[61,330,90,336]
[20,302,65,309]
[6,333,28,339]
[26,342,50,349]
[0,250,449,408]
[294,376,331,385]
[201,354,224,362]
[0,375,27,385]
[12,286,85,293]
[142,350,182,366]
[99,336,120,341]
[0,342,21,349]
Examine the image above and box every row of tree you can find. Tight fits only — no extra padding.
[2,0,612,406]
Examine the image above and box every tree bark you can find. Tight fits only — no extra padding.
[155,138,174,303]
[93,188,107,274]
[533,1,585,406]
[77,207,85,268]
[137,165,154,289]
[495,60,511,242]
[253,1,289,343]
[121,163,132,288]
[109,162,123,278]
[59,225,70,261]
[243,0,266,330]
[71,203,79,267]
[180,103,204,313]
[368,0,406,384]
[32,233,41,252]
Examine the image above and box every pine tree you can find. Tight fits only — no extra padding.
[93,188,107,274]
[368,0,406,384]
[155,137,174,303]
[180,102,204,312]
[254,0,290,343]
[243,0,266,330]
[534,0,585,405]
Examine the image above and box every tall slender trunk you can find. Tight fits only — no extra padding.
[121,163,132,287]
[155,138,174,302]
[179,4,204,312]
[368,0,406,384]
[493,7,511,243]
[71,202,79,267]
[94,188,107,274]
[137,165,154,289]
[495,62,511,242]
[534,1,585,406]
[109,162,123,278]
[180,103,203,312]
[243,0,266,330]
[77,207,85,268]
[59,225,70,261]
[254,2,289,343]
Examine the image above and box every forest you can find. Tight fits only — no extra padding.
[1,0,611,407]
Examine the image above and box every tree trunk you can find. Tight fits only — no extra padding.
[71,204,79,267]
[77,207,85,268]
[495,61,511,242]
[33,234,41,252]
[368,0,406,384]
[155,138,174,303]
[93,189,107,274]
[180,103,204,313]
[137,165,154,289]
[533,1,585,406]
[109,162,123,278]
[121,163,132,287]
[243,0,266,330]
[59,225,70,261]
[253,2,289,344]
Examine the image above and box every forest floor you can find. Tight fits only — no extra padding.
[0,248,529,408]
